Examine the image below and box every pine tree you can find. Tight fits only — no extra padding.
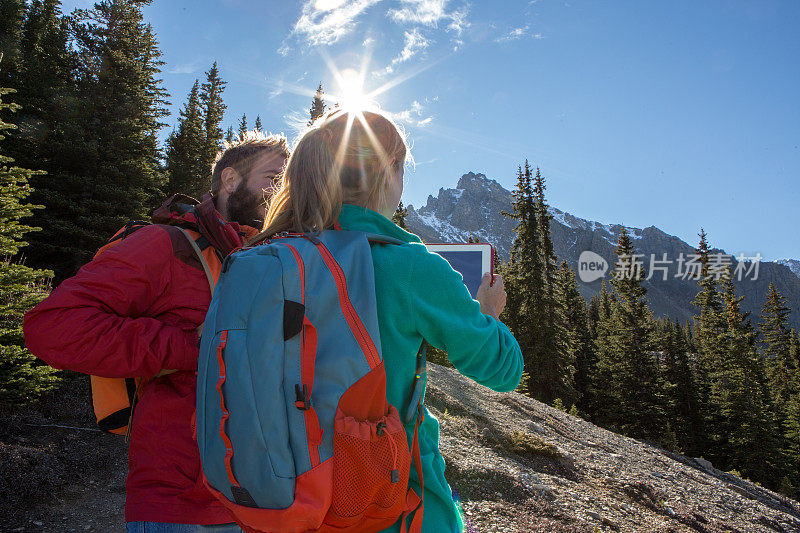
[556,260,595,416]
[593,228,671,445]
[6,0,171,279]
[759,283,795,484]
[238,113,248,136]
[761,283,794,407]
[3,0,93,281]
[785,339,800,495]
[589,281,614,422]
[0,0,26,85]
[501,163,542,397]
[661,319,703,455]
[714,269,783,485]
[392,200,408,229]
[0,85,58,404]
[60,0,169,276]
[308,82,326,125]
[532,167,575,406]
[691,228,725,452]
[501,162,574,405]
[165,80,207,198]
[685,321,697,354]
[225,125,234,144]
[587,292,601,341]
[199,61,226,186]
[254,115,262,132]
[532,168,556,281]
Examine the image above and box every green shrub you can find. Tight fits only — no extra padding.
[0,87,59,405]
[426,345,453,368]
[0,259,58,405]
[502,430,562,459]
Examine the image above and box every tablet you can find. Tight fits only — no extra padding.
[424,243,495,298]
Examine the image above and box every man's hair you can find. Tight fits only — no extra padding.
[211,131,290,195]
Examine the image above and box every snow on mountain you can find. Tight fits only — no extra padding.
[777,259,800,280]
[415,211,467,242]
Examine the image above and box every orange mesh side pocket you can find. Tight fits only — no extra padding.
[328,404,411,527]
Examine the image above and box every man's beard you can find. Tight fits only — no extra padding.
[226,182,268,228]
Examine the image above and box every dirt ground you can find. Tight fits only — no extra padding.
[0,373,127,532]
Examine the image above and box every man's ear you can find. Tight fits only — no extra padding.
[220,167,242,194]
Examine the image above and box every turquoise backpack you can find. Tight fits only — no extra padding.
[196,230,426,533]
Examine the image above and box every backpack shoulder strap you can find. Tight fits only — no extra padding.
[402,414,425,533]
[400,342,427,533]
[94,221,152,258]
[404,341,427,424]
[399,340,427,533]
[176,227,215,293]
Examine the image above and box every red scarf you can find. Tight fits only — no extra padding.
[151,194,257,255]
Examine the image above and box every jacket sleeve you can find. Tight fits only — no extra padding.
[409,245,523,392]
[23,226,200,377]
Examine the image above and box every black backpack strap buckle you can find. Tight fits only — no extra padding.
[295,384,311,411]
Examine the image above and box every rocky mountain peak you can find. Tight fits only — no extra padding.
[458,171,511,198]
[408,172,514,247]
[457,171,491,189]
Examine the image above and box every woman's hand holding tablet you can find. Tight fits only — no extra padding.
[476,272,506,319]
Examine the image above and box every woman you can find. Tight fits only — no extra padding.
[257,108,523,532]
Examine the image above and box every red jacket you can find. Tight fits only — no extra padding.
[24,195,254,524]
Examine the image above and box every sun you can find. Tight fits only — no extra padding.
[334,68,372,112]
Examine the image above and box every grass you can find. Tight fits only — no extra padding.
[501,430,562,460]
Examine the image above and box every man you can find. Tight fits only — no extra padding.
[24,132,290,532]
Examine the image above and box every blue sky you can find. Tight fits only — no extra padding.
[63,0,800,260]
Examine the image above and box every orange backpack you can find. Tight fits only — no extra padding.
[90,222,220,436]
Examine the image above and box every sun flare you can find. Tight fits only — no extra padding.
[335,68,371,112]
[275,51,435,129]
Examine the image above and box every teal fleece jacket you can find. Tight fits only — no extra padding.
[336,204,523,533]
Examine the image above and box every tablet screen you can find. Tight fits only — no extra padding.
[424,243,494,298]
